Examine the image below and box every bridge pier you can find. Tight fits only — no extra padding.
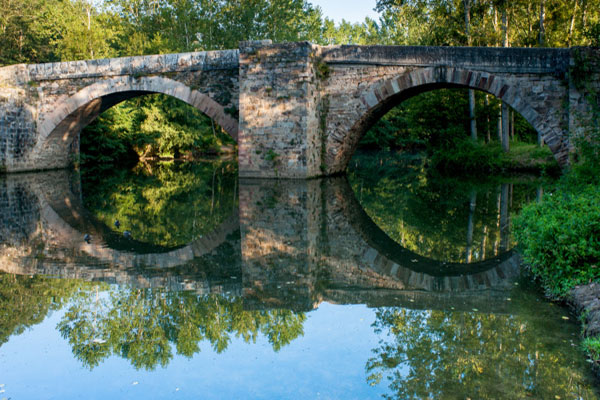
[238,40,325,179]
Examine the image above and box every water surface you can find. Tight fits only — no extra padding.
[0,156,596,399]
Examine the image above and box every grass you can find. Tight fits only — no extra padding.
[430,139,560,175]
[583,336,600,364]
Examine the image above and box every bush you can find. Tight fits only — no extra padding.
[429,138,508,173]
[582,336,600,362]
[513,184,600,298]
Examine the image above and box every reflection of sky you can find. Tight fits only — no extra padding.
[0,303,386,399]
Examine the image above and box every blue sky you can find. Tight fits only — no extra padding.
[310,0,380,24]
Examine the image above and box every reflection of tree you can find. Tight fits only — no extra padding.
[348,152,541,263]
[366,306,596,400]
[81,160,238,248]
[58,287,306,370]
[0,273,90,346]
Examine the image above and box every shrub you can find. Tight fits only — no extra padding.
[582,336,600,363]
[513,184,600,298]
[429,138,508,173]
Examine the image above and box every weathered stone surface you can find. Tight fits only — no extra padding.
[1,43,599,177]
[571,283,600,337]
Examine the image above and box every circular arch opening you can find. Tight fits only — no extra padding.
[342,71,556,265]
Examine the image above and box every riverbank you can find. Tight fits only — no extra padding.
[514,167,600,372]
[570,283,600,375]
[429,140,561,175]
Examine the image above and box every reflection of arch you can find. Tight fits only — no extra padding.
[238,177,520,297]
[17,170,240,269]
[328,66,564,172]
[43,201,240,269]
[323,177,520,292]
[37,75,238,152]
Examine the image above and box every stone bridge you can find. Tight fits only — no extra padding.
[1,42,599,177]
[0,171,521,313]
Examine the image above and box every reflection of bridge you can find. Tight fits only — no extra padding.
[0,171,520,312]
[1,42,599,177]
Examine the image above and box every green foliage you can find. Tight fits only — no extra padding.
[514,184,600,298]
[582,336,600,362]
[430,138,508,174]
[0,273,90,346]
[81,160,238,248]
[80,94,235,166]
[348,151,545,263]
[429,139,559,175]
[375,0,600,47]
[366,303,596,399]
[265,149,278,162]
[58,287,306,370]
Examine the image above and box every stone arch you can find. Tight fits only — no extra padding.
[37,75,238,152]
[326,66,567,174]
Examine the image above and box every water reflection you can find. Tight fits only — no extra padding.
[348,151,546,263]
[0,161,597,399]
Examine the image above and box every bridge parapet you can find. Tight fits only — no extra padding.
[25,50,239,82]
[319,45,571,74]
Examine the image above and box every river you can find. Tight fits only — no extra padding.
[0,152,597,399]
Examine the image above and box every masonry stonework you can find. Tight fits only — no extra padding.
[1,43,599,177]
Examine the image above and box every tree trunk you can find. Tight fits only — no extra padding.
[464,0,477,141]
[469,90,477,141]
[501,3,509,151]
[499,184,510,252]
[539,0,546,46]
[502,102,510,152]
[510,109,515,141]
[497,107,503,143]
[466,190,476,263]
[502,4,509,47]
[568,0,578,46]
[485,95,491,143]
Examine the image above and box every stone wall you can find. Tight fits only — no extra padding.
[568,47,600,146]
[319,45,576,174]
